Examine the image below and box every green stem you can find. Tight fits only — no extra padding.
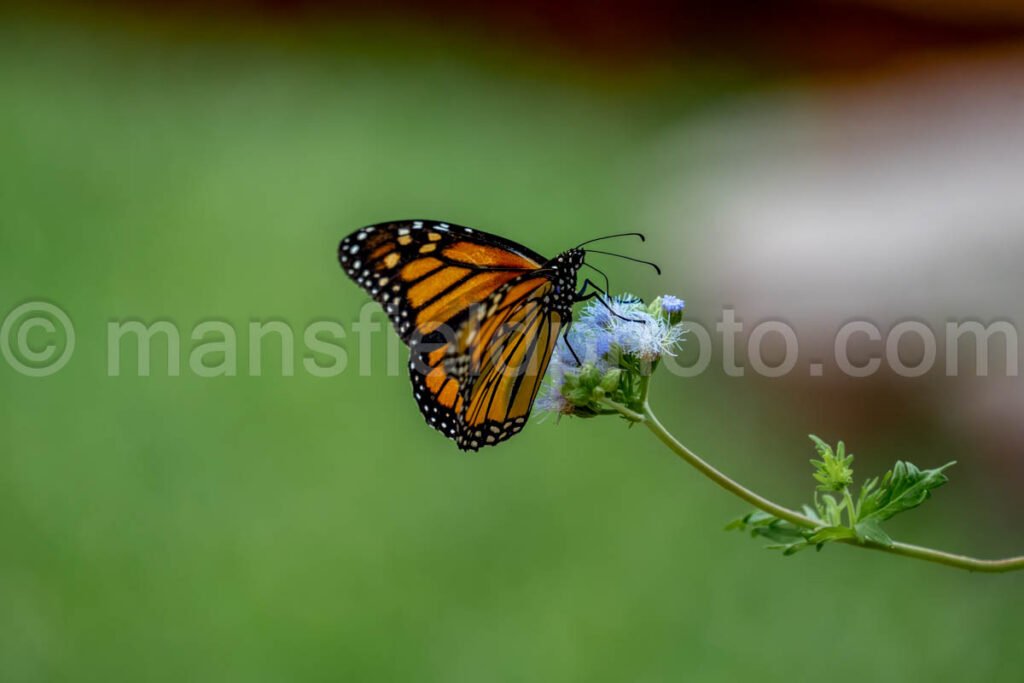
[607,399,1024,574]
[636,402,818,530]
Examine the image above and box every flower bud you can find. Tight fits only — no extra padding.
[599,368,622,393]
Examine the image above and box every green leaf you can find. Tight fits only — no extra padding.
[742,511,777,526]
[726,511,814,555]
[807,525,857,545]
[767,541,814,556]
[858,461,955,522]
[800,504,822,523]
[723,518,747,532]
[816,492,846,527]
[730,442,955,561]
[750,521,806,545]
[853,518,894,547]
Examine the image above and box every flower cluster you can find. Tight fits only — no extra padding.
[537,295,685,418]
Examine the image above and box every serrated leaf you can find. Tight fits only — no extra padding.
[858,461,955,522]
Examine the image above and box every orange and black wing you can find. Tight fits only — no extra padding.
[339,220,554,445]
[338,220,546,343]
[444,273,565,450]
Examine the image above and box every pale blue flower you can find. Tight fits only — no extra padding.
[556,324,612,370]
[538,294,686,418]
[617,313,682,362]
[579,293,644,332]
[660,295,685,314]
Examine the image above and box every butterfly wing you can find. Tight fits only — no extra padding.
[445,274,565,450]
[408,337,468,444]
[338,220,546,342]
[339,220,560,447]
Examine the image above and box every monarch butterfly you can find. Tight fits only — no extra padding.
[338,220,655,451]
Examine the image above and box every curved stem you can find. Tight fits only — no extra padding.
[640,401,817,529]
[608,399,1024,574]
[868,539,1024,573]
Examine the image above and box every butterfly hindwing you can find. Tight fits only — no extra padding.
[408,336,466,443]
[445,275,564,449]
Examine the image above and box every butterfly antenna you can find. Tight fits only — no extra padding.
[575,232,646,249]
[584,249,662,275]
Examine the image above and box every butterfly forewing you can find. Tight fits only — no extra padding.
[338,220,545,342]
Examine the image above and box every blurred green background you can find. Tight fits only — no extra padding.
[2,4,1022,682]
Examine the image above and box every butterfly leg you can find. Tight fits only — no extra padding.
[560,321,582,366]
[581,261,611,294]
[575,279,646,324]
